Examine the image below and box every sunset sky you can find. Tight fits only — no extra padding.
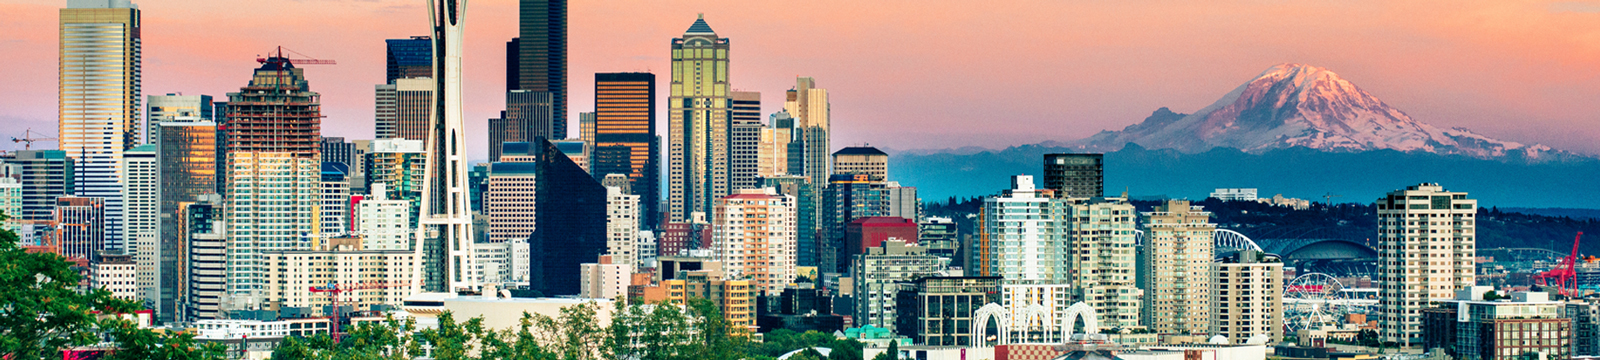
[2,0,1597,160]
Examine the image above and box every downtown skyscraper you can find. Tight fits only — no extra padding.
[668,15,731,223]
[592,72,658,226]
[517,0,567,138]
[60,0,142,253]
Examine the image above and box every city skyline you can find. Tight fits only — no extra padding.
[3,0,1598,159]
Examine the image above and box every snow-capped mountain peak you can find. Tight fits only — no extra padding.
[1066,63,1558,160]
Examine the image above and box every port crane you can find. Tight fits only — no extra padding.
[1537,232,1584,297]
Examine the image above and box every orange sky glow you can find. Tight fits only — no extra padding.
[1,0,1597,159]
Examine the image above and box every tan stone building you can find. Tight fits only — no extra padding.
[1377,183,1477,345]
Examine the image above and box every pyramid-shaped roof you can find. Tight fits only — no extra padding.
[685,14,715,35]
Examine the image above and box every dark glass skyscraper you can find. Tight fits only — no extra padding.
[528,138,606,296]
[385,36,433,84]
[592,72,658,226]
[158,121,216,322]
[1043,153,1104,198]
[519,0,567,138]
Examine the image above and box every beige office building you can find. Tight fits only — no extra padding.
[1376,183,1477,345]
[1139,200,1216,336]
[832,146,888,180]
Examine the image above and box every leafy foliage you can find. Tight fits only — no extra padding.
[0,211,225,360]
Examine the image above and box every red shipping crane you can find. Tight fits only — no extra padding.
[1537,232,1584,297]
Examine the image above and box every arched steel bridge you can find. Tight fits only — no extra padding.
[1135,228,1379,261]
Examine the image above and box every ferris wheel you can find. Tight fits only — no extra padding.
[1284,273,1347,331]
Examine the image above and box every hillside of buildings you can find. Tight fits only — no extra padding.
[924,197,1600,256]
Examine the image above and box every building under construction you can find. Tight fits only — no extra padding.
[224,54,323,157]
[220,53,326,303]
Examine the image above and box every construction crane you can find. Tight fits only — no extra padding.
[309,281,406,343]
[11,128,58,151]
[1321,192,1343,205]
[256,46,336,66]
[1537,232,1584,297]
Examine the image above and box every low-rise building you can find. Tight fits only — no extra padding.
[852,239,946,334]
[894,276,1002,346]
[93,253,138,301]
[262,248,419,315]
[1423,287,1571,360]
[580,255,630,300]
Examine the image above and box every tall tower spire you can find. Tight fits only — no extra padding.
[420,0,478,293]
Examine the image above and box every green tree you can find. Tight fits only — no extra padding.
[101,318,229,360]
[871,340,898,360]
[0,211,222,360]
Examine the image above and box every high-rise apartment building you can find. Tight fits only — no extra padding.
[122,145,158,309]
[1043,153,1104,198]
[419,0,479,293]
[712,188,797,294]
[517,0,567,138]
[852,240,944,333]
[222,57,324,300]
[763,176,816,267]
[593,73,658,226]
[668,15,732,223]
[61,0,142,253]
[374,78,434,141]
[1139,200,1215,335]
[978,175,1142,328]
[182,196,224,322]
[56,196,106,261]
[157,120,215,322]
[146,94,213,144]
[832,147,888,180]
[357,183,412,251]
[385,36,432,83]
[1211,250,1284,345]
[606,186,641,269]
[1377,183,1477,345]
[319,163,351,237]
[527,139,608,296]
[8,150,75,221]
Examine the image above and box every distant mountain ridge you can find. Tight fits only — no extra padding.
[890,63,1596,208]
[1045,64,1570,161]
